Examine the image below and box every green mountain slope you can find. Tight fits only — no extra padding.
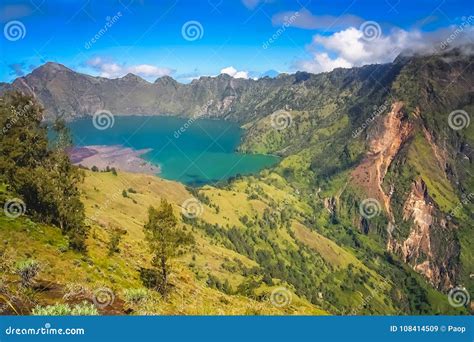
[0,47,472,315]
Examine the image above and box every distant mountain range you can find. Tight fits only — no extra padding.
[1,62,292,122]
[0,55,411,123]
[1,47,473,304]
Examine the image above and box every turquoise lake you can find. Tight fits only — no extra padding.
[68,116,279,185]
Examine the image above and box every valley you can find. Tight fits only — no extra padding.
[0,47,472,316]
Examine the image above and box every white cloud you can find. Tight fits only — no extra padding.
[85,57,173,80]
[297,53,352,74]
[220,66,249,79]
[296,27,424,74]
[312,27,422,66]
[296,21,474,74]
[272,8,363,30]
[127,64,173,78]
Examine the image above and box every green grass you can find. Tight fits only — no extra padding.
[407,133,458,212]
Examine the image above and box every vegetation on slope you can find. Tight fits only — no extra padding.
[1,48,472,316]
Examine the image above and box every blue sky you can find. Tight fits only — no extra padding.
[0,0,472,82]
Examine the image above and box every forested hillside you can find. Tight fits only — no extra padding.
[0,47,472,315]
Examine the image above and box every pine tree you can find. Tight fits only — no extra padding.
[143,199,194,295]
[0,92,88,251]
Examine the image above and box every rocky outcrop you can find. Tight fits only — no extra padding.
[323,197,336,214]
[351,100,462,290]
[351,101,413,217]
[388,179,460,290]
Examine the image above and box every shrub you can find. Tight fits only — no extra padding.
[123,288,149,305]
[139,267,160,289]
[15,259,40,287]
[32,301,98,315]
[71,302,99,315]
[107,226,127,256]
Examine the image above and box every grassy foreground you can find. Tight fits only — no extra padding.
[0,170,327,315]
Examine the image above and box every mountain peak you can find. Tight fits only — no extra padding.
[121,73,146,83]
[37,62,72,73]
[217,73,232,79]
[261,69,279,78]
[154,75,177,85]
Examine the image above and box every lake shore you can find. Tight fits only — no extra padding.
[68,145,160,175]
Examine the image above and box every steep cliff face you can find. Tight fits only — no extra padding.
[343,50,473,292]
[352,106,463,290]
[351,101,413,218]
[1,48,472,300]
[387,179,460,289]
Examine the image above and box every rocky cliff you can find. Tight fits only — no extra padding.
[1,47,473,298]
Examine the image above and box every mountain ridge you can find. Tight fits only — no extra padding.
[0,47,473,314]
[1,59,401,122]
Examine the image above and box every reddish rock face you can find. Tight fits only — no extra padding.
[350,100,461,291]
[351,101,413,218]
[386,178,460,290]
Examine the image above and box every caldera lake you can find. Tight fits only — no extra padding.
[67,115,279,185]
